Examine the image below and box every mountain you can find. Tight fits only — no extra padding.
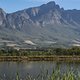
[0,1,80,48]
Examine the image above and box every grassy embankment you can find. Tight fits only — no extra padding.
[0,46,80,61]
[0,55,80,61]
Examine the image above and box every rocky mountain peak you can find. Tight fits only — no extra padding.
[0,1,79,47]
[40,1,60,11]
[47,1,55,5]
[0,8,6,16]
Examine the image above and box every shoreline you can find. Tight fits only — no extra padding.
[0,56,80,61]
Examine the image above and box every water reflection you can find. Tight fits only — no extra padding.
[0,61,79,79]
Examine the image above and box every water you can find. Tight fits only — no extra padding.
[0,61,80,79]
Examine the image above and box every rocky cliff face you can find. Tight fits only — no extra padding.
[0,8,7,28]
[0,1,80,47]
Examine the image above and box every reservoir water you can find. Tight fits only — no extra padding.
[0,61,80,80]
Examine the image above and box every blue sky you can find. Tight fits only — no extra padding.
[0,0,80,13]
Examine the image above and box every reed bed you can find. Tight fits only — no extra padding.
[0,67,80,80]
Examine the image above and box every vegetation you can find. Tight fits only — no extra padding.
[0,66,80,80]
[0,46,80,56]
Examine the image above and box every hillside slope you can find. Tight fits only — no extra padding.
[0,1,80,48]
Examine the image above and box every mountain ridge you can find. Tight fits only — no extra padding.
[0,1,80,48]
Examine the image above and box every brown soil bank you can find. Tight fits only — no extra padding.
[0,56,80,61]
